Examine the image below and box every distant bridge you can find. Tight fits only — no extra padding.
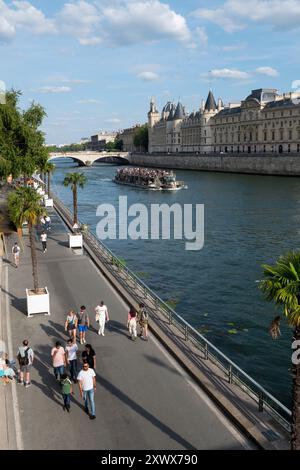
[49,151,131,166]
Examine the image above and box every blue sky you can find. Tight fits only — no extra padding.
[1,0,300,145]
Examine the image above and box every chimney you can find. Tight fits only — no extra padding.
[201,99,205,112]
[218,98,222,111]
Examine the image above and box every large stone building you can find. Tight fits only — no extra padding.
[148,89,300,155]
[89,131,117,151]
[117,125,141,152]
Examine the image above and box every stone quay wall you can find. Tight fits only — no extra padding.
[130,153,300,176]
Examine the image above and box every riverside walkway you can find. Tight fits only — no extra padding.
[0,208,255,450]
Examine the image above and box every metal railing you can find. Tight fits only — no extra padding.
[52,193,292,432]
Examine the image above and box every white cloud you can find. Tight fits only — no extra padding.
[102,1,191,45]
[106,118,121,123]
[31,86,72,94]
[292,80,300,91]
[137,71,160,81]
[47,75,92,84]
[209,68,251,80]
[58,0,101,42]
[57,0,191,46]
[0,0,56,41]
[255,66,279,77]
[193,0,300,32]
[79,36,102,45]
[195,26,208,46]
[193,6,244,33]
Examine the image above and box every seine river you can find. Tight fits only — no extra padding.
[51,160,300,407]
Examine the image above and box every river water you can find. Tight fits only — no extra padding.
[51,160,299,407]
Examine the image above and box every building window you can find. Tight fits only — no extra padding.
[288,144,291,152]
[280,130,283,140]
[264,132,267,141]
[272,131,275,140]
[263,145,266,153]
[297,144,300,152]
[289,130,292,140]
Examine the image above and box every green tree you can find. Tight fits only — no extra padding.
[8,187,44,292]
[133,125,148,152]
[63,173,87,225]
[259,251,300,449]
[0,90,49,180]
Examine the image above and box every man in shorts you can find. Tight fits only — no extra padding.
[17,339,34,387]
[77,306,90,345]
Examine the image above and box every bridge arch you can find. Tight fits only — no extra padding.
[49,154,86,166]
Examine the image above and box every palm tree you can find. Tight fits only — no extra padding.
[45,161,55,196]
[63,172,87,226]
[8,186,43,292]
[259,251,300,450]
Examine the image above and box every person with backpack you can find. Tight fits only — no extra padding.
[45,215,51,231]
[60,373,72,412]
[77,305,90,345]
[12,242,21,268]
[138,303,149,341]
[127,306,138,341]
[17,340,34,387]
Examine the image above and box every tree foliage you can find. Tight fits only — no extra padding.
[133,124,148,152]
[0,90,49,179]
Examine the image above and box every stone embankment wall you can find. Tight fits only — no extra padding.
[130,153,300,176]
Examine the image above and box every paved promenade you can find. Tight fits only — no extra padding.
[0,209,254,450]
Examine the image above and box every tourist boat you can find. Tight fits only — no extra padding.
[113,168,187,191]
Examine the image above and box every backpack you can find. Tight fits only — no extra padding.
[13,245,19,254]
[18,347,29,366]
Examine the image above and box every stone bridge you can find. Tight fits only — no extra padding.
[49,151,131,166]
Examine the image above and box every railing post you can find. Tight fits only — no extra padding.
[204,343,209,360]
[228,364,233,384]
[259,391,264,412]
[184,324,188,341]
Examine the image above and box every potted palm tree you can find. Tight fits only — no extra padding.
[63,172,87,248]
[259,251,300,450]
[8,186,50,317]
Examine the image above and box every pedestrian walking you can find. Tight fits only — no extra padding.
[17,339,34,387]
[12,242,20,268]
[127,306,137,341]
[45,215,51,231]
[77,305,90,345]
[40,216,46,228]
[77,362,96,419]
[65,338,78,383]
[95,301,109,336]
[138,303,149,341]
[82,344,96,371]
[65,310,78,342]
[60,373,72,412]
[41,231,47,253]
[51,341,66,381]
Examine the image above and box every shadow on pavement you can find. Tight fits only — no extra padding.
[142,355,181,377]
[96,372,195,450]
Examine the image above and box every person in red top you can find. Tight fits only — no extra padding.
[127,306,137,341]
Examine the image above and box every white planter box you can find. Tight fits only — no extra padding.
[26,287,50,317]
[44,198,53,207]
[44,194,49,200]
[68,233,83,248]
